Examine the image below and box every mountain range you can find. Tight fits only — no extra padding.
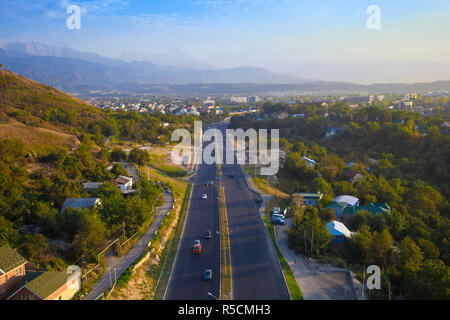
[0,42,301,92]
[0,42,449,96]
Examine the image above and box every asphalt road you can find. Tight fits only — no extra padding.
[164,154,221,300]
[218,123,290,300]
[165,121,289,300]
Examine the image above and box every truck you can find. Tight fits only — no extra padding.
[193,240,202,254]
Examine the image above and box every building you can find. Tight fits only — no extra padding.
[114,175,133,191]
[343,203,391,218]
[61,198,102,213]
[328,195,359,219]
[302,156,317,168]
[397,101,413,111]
[82,182,103,192]
[0,245,27,299]
[292,193,323,207]
[1,246,80,300]
[230,96,247,104]
[327,221,354,243]
[248,96,260,103]
[8,270,80,301]
[325,127,344,138]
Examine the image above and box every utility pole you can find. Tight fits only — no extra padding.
[361,263,366,300]
[304,229,307,255]
[311,226,314,256]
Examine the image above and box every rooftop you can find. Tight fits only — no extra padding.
[0,245,27,274]
[17,271,73,299]
[61,198,101,213]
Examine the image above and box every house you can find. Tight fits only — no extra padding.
[343,203,391,218]
[82,182,103,192]
[325,127,344,138]
[327,221,354,243]
[292,193,323,207]
[7,270,80,300]
[61,198,102,213]
[114,175,133,191]
[0,245,27,299]
[334,195,359,206]
[302,156,317,168]
[328,195,359,219]
[343,169,364,183]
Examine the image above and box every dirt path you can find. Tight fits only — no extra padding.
[84,192,173,300]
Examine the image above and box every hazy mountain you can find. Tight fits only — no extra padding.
[119,47,216,70]
[0,42,300,90]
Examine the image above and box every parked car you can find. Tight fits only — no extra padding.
[204,269,213,280]
[272,216,285,225]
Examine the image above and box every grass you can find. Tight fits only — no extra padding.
[263,216,303,300]
[139,165,188,201]
[244,166,290,199]
[148,150,187,178]
[217,165,232,300]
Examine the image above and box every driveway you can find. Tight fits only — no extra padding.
[275,218,359,300]
[84,192,173,300]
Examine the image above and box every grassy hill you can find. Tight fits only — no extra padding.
[0,67,104,154]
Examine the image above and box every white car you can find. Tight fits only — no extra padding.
[202,194,208,199]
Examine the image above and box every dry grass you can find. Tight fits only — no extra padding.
[0,120,80,155]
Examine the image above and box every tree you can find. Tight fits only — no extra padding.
[111,163,128,176]
[398,237,423,270]
[110,148,127,162]
[72,212,108,257]
[312,177,334,206]
[417,238,440,260]
[407,259,450,299]
[128,148,150,166]
[318,208,336,223]
[289,207,332,256]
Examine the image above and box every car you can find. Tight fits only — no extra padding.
[202,194,208,199]
[205,181,213,187]
[204,269,213,280]
[272,217,285,225]
[228,174,235,178]
[205,230,212,239]
[193,240,202,254]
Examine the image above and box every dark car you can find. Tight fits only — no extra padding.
[229,174,235,178]
[204,269,213,280]
[205,230,212,239]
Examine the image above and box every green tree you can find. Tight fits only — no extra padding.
[398,237,423,269]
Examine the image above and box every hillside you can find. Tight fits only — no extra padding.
[0,67,103,154]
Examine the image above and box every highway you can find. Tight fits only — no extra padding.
[218,123,290,300]
[165,121,289,300]
[164,145,221,300]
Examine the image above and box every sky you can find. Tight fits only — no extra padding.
[0,0,449,83]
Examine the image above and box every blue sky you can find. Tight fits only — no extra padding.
[0,0,449,83]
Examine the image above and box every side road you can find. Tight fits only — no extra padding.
[84,192,173,300]
[275,218,363,300]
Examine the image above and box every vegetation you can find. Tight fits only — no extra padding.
[263,217,303,300]
[231,99,450,299]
